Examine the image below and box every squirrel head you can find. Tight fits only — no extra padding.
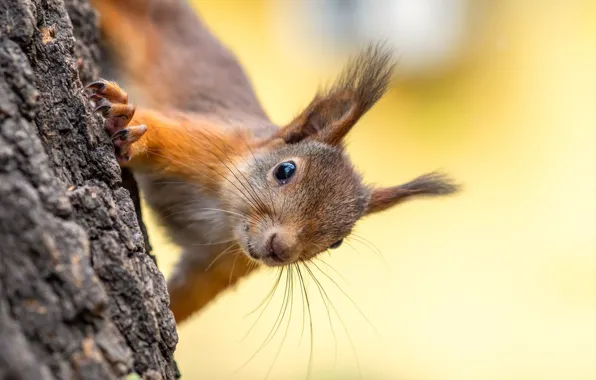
[221,44,459,267]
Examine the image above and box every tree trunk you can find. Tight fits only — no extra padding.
[0,1,178,379]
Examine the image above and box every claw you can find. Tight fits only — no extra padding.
[87,78,139,163]
[86,80,107,91]
[111,129,129,142]
[87,93,102,101]
[112,125,146,144]
[93,99,111,115]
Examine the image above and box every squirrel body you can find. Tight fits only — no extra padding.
[89,0,459,323]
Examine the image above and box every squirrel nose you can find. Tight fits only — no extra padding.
[267,233,289,262]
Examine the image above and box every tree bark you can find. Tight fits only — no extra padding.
[0,1,178,379]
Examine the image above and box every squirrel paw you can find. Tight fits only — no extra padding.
[86,79,146,163]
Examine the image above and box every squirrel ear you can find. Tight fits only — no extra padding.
[280,44,395,145]
[364,172,460,215]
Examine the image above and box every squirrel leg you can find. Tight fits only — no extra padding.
[87,79,146,163]
[168,247,258,324]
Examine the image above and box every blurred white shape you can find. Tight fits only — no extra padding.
[269,0,470,77]
[372,0,466,74]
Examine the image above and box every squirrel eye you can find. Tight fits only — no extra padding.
[273,161,296,184]
[329,239,343,249]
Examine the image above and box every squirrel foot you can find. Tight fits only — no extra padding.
[86,79,146,163]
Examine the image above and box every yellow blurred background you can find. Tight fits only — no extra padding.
[143,1,596,379]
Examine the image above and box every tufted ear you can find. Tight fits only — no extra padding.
[364,172,460,215]
[280,44,395,146]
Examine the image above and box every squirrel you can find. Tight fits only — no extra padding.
[88,0,459,324]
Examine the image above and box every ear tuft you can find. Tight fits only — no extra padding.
[390,172,460,196]
[365,172,460,215]
[281,43,396,145]
[329,43,396,117]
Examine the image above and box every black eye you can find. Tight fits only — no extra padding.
[273,161,296,184]
[329,239,343,249]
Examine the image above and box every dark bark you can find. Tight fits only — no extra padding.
[0,1,178,379]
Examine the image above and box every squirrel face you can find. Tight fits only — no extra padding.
[225,141,369,266]
[221,44,459,267]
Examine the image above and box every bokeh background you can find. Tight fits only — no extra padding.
[143,0,596,379]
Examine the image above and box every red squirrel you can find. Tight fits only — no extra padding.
[89,0,459,324]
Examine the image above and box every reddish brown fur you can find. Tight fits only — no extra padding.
[168,252,256,323]
[127,110,251,189]
[90,0,459,324]
[91,0,270,119]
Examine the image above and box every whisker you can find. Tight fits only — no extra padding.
[242,269,284,338]
[208,129,271,214]
[233,267,289,375]
[302,261,338,368]
[141,124,264,214]
[237,133,278,217]
[348,233,387,264]
[205,243,240,271]
[143,148,219,191]
[147,185,251,219]
[160,208,245,224]
[197,129,270,216]
[159,198,239,215]
[310,261,378,337]
[229,251,240,285]
[303,263,362,380]
[314,256,351,286]
[264,265,294,379]
[238,271,283,363]
[294,263,307,344]
[261,266,292,349]
[146,146,264,218]
[296,263,315,380]
[190,238,237,247]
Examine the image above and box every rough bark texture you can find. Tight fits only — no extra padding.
[0,1,178,379]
